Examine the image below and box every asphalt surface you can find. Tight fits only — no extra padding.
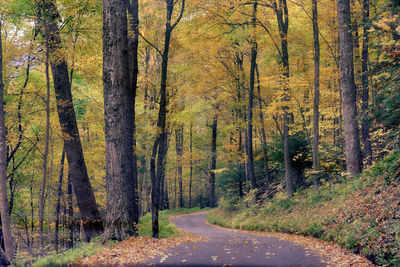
[144,213,325,267]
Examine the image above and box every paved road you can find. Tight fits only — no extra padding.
[144,213,325,267]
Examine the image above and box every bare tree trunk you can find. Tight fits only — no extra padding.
[256,64,271,183]
[39,2,51,249]
[127,0,140,226]
[274,0,294,196]
[361,0,372,166]
[0,20,14,262]
[151,0,185,238]
[312,0,321,184]
[209,115,218,208]
[337,0,363,175]
[67,172,73,248]
[103,0,138,241]
[247,0,258,190]
[175,125,184,208]
[39,0,103,241]
[189,124,193,208]
[54,146,65,252]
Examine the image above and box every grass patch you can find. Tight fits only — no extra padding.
[138,207,209,238]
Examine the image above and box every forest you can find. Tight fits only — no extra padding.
[0,0,399,266]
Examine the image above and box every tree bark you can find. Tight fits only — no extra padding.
[274,0,294,196]
[67,171,74,248]
[175,125,184,208]
[40,0,103,241]
[151,0,185,238]
[247,0,258,190]
[361,0,372,166]
[127,0,140,226]
[337,0,363,175]
[0,21,14,262]
[54,146,65,252]
[39,2,51,249]
[103,0,138,241]
[209,115,218,208]
[256,64,271,183]
[312,0,321,180]
[189,124,193,208]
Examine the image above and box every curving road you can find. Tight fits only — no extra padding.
[144,213,325,267]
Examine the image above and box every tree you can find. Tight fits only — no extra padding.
[103,0,139,240]
[175,125,184,208]
[38,0,51,250]
[312,0,321,180]
[209,114,218,208]
[337,0,363,175]
[0,19,14,262]
[151,0,185,238]
[361,0,372,166]
[247,0,258,190]
[272,0,295,196]
[38,0,103,241]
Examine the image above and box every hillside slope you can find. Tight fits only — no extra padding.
[208,151,400,266]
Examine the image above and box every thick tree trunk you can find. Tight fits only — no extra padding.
[337,0,363,175]
[54,146,65,252]
[361,0,372,166]
[256,64,271,183]
[0,21,13,262]
[312,0,321,180]
[103,0,138,241]
[209,115,218,208]
[247,0,258,190]
[40,0,103,241]
[175,125,184,208]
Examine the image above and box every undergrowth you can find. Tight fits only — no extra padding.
[207,150,400,266]
[18,207,207,267]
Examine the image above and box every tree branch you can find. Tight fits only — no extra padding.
[171,0,185,30]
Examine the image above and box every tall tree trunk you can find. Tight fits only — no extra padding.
[0,20,14,262]
[189,124,193,208]
[40,0,103,241]
[274,0,294,196]
[312,0,321,182]
[127,0,140,226]
[151,0,185,238]
[54,146,65,252]
[209,115,218,208]
[103,0,138,241]
[247,0,258,190]
[175,125,184,208]
[361,0,372,166]
[256,64,271,183]
[337,0,363,175]
[39,3,51,250]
